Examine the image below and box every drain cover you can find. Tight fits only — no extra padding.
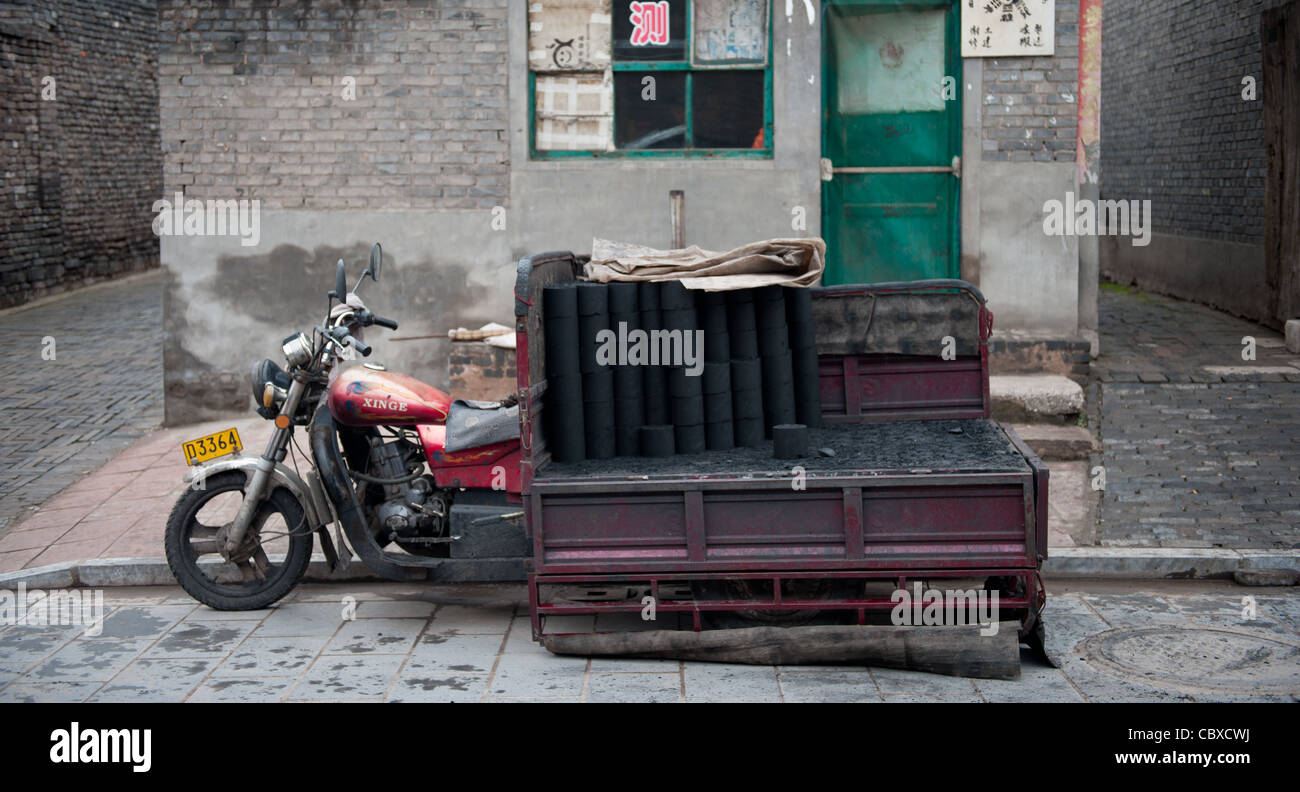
[1080,626,1300,694]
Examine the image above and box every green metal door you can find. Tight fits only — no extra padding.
[822,0,961,284]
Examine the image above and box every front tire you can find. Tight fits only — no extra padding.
[164,470,313,610]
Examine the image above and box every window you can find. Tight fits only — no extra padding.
[530,0,772,158]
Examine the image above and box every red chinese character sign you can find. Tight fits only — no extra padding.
[629,1,671,46]
[961,0,1055,57]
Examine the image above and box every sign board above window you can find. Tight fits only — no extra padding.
[960,0,1055,58]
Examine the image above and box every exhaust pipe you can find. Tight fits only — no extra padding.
[309,405,429,581]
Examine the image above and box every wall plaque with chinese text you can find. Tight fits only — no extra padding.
[960,0,1055,58]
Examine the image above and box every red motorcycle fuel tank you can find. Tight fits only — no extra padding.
[328,363,451,427]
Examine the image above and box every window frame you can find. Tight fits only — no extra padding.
[529,1,774,160]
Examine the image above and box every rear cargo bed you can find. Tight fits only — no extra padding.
[512,253,1047,639]
[536,418,1029,479]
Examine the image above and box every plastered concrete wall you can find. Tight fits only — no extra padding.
[506,3,823,255]
[159,1,1082,425]
[972,159,1081,334]
[158,0,514,424]
[161,211,514,422]
[161,0,822,425]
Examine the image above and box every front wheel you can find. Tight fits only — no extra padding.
[164,470,313,610]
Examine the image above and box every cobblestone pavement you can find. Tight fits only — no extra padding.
[0,274,164,537]
[0,581,1295,702]
[1094,285,1300,549]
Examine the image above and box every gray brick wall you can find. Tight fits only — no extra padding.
[158,0,509,210]
[1101,0,1290,245]
[980,0,1080,162]
[0,0,160,309]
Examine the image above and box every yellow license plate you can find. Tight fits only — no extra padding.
[182,427,243,466]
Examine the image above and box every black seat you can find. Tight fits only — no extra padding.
[444,399,520,452]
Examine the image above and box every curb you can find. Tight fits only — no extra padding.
[1043,547,1300,579]
[0,555,386,590]
[1,549,1297,590]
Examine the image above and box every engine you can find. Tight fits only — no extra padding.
[362,435,450,555]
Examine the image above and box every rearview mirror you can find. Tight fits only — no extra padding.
[367,243,382,283]
[334,259,347,300]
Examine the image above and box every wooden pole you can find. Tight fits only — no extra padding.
[670,189,685,249]
[545,623,1021,680]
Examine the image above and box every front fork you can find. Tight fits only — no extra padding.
[221,375,309,558]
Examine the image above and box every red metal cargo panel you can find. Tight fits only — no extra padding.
[530,472,1035,576]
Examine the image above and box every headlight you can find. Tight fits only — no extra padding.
[250,359,291,418]
[281,332,313,368]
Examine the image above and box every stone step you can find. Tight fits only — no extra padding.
[1010,423,1096,461]
[990,374,1084,422]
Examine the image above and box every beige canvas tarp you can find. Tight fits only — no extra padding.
[583,237,826,291]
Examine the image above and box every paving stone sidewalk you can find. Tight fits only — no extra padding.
[0,581,1295,703]
[1094,285,1300,549]
[0,415,274,574]
[0,274,164,539]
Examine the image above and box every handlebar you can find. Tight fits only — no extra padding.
[325,325,371,357]
[348,336,372,356]
[356,309,399,331]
